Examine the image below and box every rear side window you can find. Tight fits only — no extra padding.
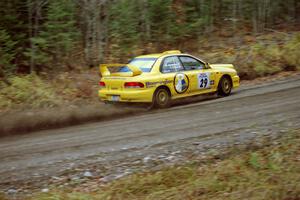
[129,58,157,72]
[118,57,157,73]
[161,56,184,73]
[179,56,205,70]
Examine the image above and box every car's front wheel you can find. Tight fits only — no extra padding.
[153,87,171,109]
[217,76,232,96]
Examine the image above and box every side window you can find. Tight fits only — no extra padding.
[179,56,205,70]
[161,56,184,73]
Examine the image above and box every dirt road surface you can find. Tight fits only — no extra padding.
[0,76,300,192]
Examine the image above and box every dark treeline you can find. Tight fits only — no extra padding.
[0,0,299,76]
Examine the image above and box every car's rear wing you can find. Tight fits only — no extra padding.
[99,64,142,77]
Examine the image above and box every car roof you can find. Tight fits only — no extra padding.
[134,50,206,64]
[136,53,162,58]
[135,50,182,59]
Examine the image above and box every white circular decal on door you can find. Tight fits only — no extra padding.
[174,73,189,93]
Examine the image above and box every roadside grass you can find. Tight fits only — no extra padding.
[0,74,63,110]
[0,71,99,111]
[29,129,300,200]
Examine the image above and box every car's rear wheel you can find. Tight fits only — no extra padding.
[153,87,171,109]
[217,76,232,96]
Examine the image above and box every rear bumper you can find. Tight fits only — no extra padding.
[98,88,154,103]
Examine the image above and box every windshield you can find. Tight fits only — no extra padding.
[118,58,157,73]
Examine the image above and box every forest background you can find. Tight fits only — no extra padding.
[0,0,300,111]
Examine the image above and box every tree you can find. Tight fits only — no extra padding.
[0,28,17,74]
[109,0,141,56]
[24,0,79,72]
[25,0,49,73]
[78,0,108,67]
[42,0,79,68]
[0,28,16,85]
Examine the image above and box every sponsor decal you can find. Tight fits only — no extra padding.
[145,80,172,88]
[174,73,189,93]
[198,72,211,89]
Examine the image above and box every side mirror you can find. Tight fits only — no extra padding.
[205,62,211,69]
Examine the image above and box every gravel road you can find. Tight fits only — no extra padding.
[0,75,300,192]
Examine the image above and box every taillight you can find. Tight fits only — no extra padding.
[124,82,144,88]
[99,81,105,88]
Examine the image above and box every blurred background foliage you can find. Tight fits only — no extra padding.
[0,0,299,109]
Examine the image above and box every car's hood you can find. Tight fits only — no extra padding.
[209,64,234,69]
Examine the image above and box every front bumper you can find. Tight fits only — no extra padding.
[98,88,154,103]
[232,75,240,88]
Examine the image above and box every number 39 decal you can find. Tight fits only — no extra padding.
[198,72,210,89]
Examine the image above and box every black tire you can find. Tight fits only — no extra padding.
[217,76,232,96]
[153,87,171,109]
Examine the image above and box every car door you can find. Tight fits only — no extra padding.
[178,56,216,94]
[160,56,192,97]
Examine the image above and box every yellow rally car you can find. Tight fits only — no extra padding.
[98,50,239,108]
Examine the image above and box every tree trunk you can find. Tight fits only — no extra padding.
[81,0,107,68]
[233,0,237,31]
[209,0,214,33]
[296,0,300,24]
[103,2,110,60]
[140,0,150,44]
[27,0,34,73]
[252,0,258,34]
